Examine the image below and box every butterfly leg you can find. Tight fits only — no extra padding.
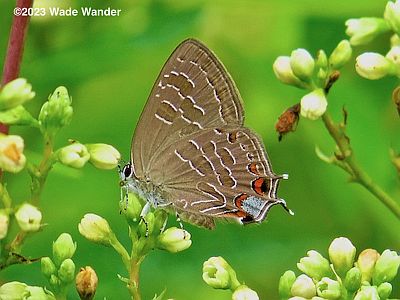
[140,202,151,237]
[175,212,188,239]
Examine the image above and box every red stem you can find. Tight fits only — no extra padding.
[1,0,33,134]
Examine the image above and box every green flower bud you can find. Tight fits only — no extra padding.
[377,282,392,300]
[291,274,316,298]
[372,249,400,285]
[58,258,75,284]
[86,143,121,170]
[0,78,35,111]
[300,89,327,120]
[297,250,332,280]
[273,56,307,88]
[39,86,73,137]
[356,249,380,282]
[356,52,396,80]
[344,267,362,293]
[76,266,98,300]
[354,286,379,300]
[138,211,155,237]
[316,277,341,299]
[391,34,400,46]
[41,257,57,278]
[58,143,90,168]
[290,49,315,82]
[0,210,9,239]
[0,134,26,173]
[0,106,38,127]
[385,0,400,34]
[78,213,113,246]
[329,40,352,69]
[15,203,42,232]
[202,256,240,290]
[232,285,259,300]
[328,237,356,278]
[52,233,76,266]
[153,209,169,233]
[279,270,296,299]
[49,274,59,286]
[156,227,192,253]
[0,281,28,299]
[25,286,55,300]
[316,50,328,70]
[345,18,391,46]
[119,193,143,222]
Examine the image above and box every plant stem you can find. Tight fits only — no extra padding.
[322,113,400,219]
[129,258,142,300]
[1,0,33,135]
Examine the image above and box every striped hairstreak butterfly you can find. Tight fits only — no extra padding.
[120,39,291,229]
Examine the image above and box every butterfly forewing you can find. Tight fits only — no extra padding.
[132,39,244,178]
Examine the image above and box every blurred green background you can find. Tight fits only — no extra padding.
[1,0,399,299]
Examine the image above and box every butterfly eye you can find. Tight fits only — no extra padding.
[123,163,133,179]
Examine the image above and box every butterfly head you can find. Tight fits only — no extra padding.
[119,162,134,181]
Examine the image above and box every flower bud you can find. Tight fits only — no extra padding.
[329,40,352,69]
[202,256,240,290]
[76,266,98,300]
[0,78,35,111]
[300,89,327,120]
[273,56,306,88]
[39,86,73,137]
[297,250,332,280]
[344,267,362,293]
[120,193,143,222]
[232,285,259,300]
[386,46,400,66]
[356,249,380,282]
[372,249,400,285]
[354,286,379,300]
[291,274,316,298]
[49,274,59,286]
[345,18,391,46]
[385,0,400,34]
[41,257,57,278]
[58,143,90,168]
[290,49,315,82]
[0,106,38,127]
[86,143,120,170]
[279,270,296,299]
[377,282,392,300]
[328,237,356,278]
[52,233,76,266]
[78,213,113,246]
[0,134,26,173]
[0,210,9,239]
[138,211,155,237]
[316,277,341,299]
[15,203,42,232]
[156,227,192,253]
[0,281,27,299]
[356,52,395,80]
[391,34,400,46]
[316,50,328,70]
[58,258,75,284]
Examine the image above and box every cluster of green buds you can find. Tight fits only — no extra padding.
[79,193,192,291]
[41,233,77,296]
[344,0,400,81]
[279,237,400,300]
[202,256,259,300]
[0,281,56,300]
[273,40,352,138]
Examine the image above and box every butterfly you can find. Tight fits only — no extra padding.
[119,39,291,229]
